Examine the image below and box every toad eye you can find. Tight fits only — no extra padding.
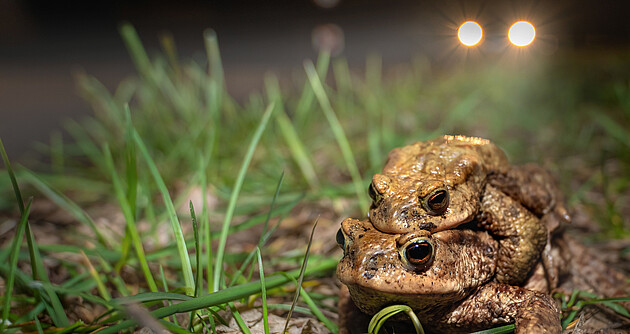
[422,188,449,215]
[336,228,346,249]
[402,238,434,267]
[368,182,383,206]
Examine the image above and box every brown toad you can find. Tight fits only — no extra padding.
[336,218,561,333]
[368,135,570,285]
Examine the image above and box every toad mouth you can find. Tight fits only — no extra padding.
[429,209,475,233]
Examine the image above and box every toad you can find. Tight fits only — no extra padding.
[336,218,561,333]
[368,135,570,285]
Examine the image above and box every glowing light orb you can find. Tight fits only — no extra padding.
[508,21,536,47]
[458,21,483,46]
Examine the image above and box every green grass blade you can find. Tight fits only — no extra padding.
[471,324,516,334]
[1,137,48,282]
[368,305,424,334]
[213,102,275,292]
[592,111,630,147]
[124,107,138,219]
[133,128,195,294]
[228,301,252,334]
[189,201,202,331]
[229,172,285,287]
[21,169,111,247]
[0,137,25,213]
[96,253,130,297]
[103,144,158,292]
[265,74,319,189]
[159,265,180,326]
[295,52,331,128]
[63,119,109,175]
[99,258,337,333]
[282,219,318,334]
[39,282,70,328]
[119,23,153,79]
[1,198,32,332]
[160,32,181,76]
[204,29,225,88]
[304,60,369,212]
[298,287,337,333]
[199,160,214,294]
[256,247,269,334]
[160,319,190,334]
[80,250,111,302]
[50,131,64,174]
[190,201,203,298]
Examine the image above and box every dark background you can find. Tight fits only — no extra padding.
[1,0,629,161]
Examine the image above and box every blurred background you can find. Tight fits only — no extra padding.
[1,0,629,161]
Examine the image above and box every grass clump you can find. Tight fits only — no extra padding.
[1,22,630,333]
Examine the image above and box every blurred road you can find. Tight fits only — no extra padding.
[1,0,629,162]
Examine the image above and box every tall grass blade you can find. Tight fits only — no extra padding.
[0,137,47,281]
[189,201,202,331]
[190,201,203,298]
[295,52,331,128]
[103,144,158,292]
[160,32,181,76]
[213,102,275,292]
[204,29,225,88]
[282,219,318,334]
[1,198,32,332]
[198,159,214,294]
[133,129,195,294]
[256,247,270,334]
[228,172,286,287]
[0,146,68,328]
[265,74,319,189]
[80,250,112,302]
[119,23,153,80]
[304,60,369,212]
[124,107,138,219]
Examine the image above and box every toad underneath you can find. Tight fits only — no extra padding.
[336,218,561,333]
[368,135,570,285]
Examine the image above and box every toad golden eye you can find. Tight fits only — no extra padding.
[404,239,434,266]
[422,188,449,215]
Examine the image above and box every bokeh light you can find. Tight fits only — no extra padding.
[313,0,340,9]
[458,21,483,47]
[508,21,536,47]
[312,23,345,55]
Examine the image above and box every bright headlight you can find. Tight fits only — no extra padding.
[508,21,536,47]
[458,21,483,47]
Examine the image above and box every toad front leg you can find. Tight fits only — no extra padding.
[479,185,548,285]
[445,282,561,334]
[488,163,571,233]
[487,164,572,288]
